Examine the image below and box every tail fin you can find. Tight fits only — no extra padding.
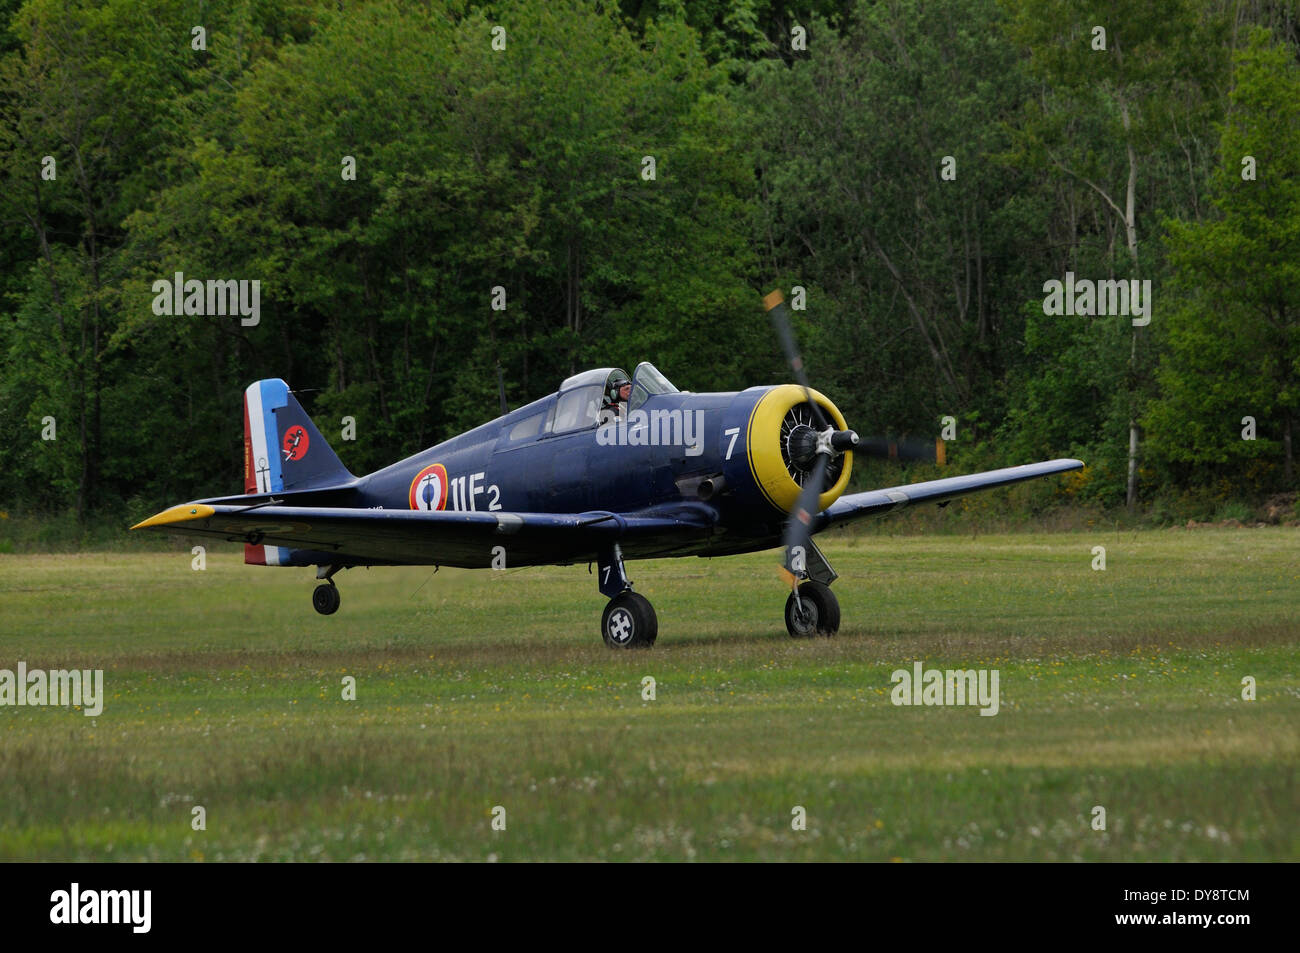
[242,379,353,567]
[243,379,353,495]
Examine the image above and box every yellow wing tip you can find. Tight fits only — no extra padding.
[131,503,215,530]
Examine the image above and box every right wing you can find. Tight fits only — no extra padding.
[820,459,1084,528]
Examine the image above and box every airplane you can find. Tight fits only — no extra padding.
[132,290,1083,647]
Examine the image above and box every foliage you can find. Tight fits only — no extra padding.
[1146,29,1300,490]
[0,0,1293,531]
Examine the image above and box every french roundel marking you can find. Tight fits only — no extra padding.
[409,463,449,511]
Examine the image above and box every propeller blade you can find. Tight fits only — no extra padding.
[763,289,829,432]
[856,435,946,465]
[762,288,854,595]
[780,453,829,589]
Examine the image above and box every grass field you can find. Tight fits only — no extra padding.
[0,527,1296,861]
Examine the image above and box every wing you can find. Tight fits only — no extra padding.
[131,502,718,568]
[819,458,1084,528]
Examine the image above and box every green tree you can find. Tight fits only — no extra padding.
[1002,0,1229,506]
[1147,29,1300,487]
[0,0,328,518]
[748,0,1042,444]
[0,0,203,518]
[124,0,763,481]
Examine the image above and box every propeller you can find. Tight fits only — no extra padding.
[762,290,859,609]
[856,434,946,466]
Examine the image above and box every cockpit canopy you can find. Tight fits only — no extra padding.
[501,363,680,443]
[552,362,679,433]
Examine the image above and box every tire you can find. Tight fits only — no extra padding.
[601,591,658,648]
[312,583,340,616]
[784,580,839,637]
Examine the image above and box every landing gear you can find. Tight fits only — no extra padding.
[312,565,342,615]
[312,581,340,615]
[596,543,656,648]
[784,580,839,637]
[601,590,658,648]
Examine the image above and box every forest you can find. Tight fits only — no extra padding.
[1,0,1297,539]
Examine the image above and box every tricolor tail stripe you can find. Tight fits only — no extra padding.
[243,379,289,495]
[244,379,290,567]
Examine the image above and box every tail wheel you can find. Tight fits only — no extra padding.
[784,580,839,637]
[601,591,657,648]
[313,582,340,615]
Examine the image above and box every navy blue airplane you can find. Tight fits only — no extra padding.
[134,291,1082,647]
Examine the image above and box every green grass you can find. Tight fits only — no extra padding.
[0,527,1296,861]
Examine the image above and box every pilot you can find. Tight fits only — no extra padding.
[601,377,632,423]
[605,374,631,408]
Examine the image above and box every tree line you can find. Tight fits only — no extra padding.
[1,0,1296,531]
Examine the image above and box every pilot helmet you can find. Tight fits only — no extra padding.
[607,377,631,402]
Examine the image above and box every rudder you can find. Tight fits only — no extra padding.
[242,378,354,565]
[243,378,353,494]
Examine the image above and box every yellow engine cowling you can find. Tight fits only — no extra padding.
[744,384,853,514]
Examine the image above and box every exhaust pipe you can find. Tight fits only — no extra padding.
[698,476,725,501]
[677,473,726,501]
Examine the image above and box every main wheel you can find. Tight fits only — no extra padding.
[312,582,340,615]
[601,591,658,648]
[784,581,839,637]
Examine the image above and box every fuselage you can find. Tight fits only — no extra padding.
[346,376,853,563]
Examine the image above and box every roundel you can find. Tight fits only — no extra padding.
[282,425,310,461]
[408,463,449,511]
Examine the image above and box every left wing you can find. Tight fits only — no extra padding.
[818,458,1084,529]
[132,502,718,568]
